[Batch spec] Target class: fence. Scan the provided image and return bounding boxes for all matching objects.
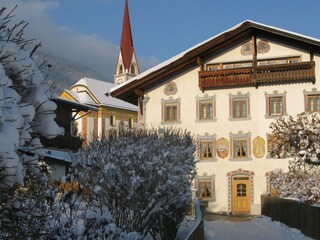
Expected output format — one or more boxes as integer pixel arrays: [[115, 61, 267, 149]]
[[261, 194, 320, 240], [176, 198, 204, 240]]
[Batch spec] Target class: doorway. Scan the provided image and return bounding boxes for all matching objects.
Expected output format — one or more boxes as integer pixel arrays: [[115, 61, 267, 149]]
[[232, 175, 251, 213]]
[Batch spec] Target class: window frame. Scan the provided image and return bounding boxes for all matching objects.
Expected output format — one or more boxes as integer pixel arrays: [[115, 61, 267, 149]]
[[230, 131, 252, 161], [304, 89, 320, 112], [265, 91, 287, 118], [229, 92, 251, 121], [196, 95, 216, 122], [195, 174, 216, 201], [197, 134, 217, 161], [161, 97, 181, 125]]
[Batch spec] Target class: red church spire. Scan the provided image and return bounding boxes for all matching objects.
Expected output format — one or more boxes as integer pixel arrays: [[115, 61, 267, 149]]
[[120, 0, 134, 71]]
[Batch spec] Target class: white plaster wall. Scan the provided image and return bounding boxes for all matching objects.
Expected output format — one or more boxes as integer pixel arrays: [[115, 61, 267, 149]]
[[49, 162, 67, 181], [87, 117, 94, 142], [144, 39, 320, 214]]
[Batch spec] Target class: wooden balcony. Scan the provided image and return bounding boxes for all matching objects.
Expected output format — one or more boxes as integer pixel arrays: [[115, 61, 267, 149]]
[[199, 61, 315, 91]]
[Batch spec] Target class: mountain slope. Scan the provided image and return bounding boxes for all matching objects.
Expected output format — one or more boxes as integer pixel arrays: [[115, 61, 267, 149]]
[[33, 53, 111, 96]]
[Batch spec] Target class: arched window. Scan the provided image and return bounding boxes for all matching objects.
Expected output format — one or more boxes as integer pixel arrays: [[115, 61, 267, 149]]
[[119, 65, 123, 74], [130, 64, 135, 74]]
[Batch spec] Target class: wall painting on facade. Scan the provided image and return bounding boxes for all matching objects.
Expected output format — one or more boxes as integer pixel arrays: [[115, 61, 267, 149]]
[[216, 137, 229, 159], [252, 136, 265, 158]]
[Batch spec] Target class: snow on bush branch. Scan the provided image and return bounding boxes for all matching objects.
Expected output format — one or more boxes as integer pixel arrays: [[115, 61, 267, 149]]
[[0, 6, 63, 187], [71, 128, 197, 239], [270, 112, 320, 165]]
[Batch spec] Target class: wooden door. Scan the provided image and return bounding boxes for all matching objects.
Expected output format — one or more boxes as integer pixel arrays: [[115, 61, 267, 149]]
[[232, 176, 250, 213]]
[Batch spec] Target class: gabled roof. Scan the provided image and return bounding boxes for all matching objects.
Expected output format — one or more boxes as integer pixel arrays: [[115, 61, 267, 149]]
[[110, 20, 320, 104], [53, 97, 99, 112], [120, 0, 134, 71], [70, 77, 138, 111]]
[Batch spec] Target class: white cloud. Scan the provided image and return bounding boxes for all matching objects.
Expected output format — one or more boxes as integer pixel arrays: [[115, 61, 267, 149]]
[[1, 0, 118, 80], [1, 0, 159, 81]]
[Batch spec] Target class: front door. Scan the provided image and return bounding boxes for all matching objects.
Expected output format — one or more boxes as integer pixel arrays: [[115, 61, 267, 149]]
[[232, 175, 250, 213]]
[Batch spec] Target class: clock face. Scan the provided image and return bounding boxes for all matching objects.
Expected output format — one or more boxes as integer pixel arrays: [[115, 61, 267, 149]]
[[117, 79, 124, 84]]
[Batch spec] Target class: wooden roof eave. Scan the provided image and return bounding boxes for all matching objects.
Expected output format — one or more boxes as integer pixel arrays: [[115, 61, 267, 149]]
[[111, 21, 320, 103]]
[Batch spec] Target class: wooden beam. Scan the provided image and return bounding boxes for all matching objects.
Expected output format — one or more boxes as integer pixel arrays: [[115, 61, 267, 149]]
[[252, 35, 257, 67], [134, 89, 144, 96], [196, 57, 203, 71]]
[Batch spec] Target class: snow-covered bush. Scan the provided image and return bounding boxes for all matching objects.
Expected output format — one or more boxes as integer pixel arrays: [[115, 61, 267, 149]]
[[269, 112, 320, 204], [0, 6, 63, 188], [270, 112, 320, 165], [71, 128, 196, 239], [0, 6, 64, 238], [270, 167, 320, 204]]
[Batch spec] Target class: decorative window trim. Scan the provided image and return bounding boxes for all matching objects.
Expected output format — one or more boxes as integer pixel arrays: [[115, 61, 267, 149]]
[[303, 88, 320, 112], [265, 91, 287, 118], [197, 133, 217, 161], [161, 97, 181, 125], [195, 173, 216, 202], [195, 94, 217, 122], [229, 92, 251, 121], [229, 131, 252, 161], [227, 169, 255, 212]]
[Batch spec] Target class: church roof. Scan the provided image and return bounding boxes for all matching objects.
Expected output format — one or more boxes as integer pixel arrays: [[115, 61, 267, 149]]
[[111, 20, 320, 104], [70, 77, 138, 111], [120, 0, 134, 71]]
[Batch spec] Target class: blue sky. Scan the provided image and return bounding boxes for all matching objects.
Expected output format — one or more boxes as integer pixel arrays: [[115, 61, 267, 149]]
[[2, 0, 320, 81]]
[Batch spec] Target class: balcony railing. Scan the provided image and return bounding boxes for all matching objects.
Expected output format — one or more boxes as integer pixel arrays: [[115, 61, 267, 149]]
[[199, 61, 315, 91]]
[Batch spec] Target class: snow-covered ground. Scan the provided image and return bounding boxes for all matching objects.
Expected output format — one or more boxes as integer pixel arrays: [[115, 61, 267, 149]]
[[204, 216, 312, 240]]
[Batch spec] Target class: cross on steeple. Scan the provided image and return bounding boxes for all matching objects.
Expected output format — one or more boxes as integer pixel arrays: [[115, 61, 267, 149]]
[[114, 0, 139, 85]]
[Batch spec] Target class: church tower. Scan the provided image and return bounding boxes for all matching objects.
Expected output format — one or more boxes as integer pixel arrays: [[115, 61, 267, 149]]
[[114, 0, 139, 85]]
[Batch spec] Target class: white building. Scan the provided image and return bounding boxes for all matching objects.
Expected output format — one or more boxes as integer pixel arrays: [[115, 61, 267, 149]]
[[111, 20, 320, 214]]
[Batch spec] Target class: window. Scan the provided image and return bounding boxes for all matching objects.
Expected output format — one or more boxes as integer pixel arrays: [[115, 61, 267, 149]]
[[196, 95, 216, 122], [200, 102, 213, 120], [195, 174, 216, 201], [258, 57, 300, 66], [265, 91, 287, 118], [307, 95, 320, 112], [161, 97, 181, 124], [119, 65, 123, 74], [233, 99, 247, 118], [110, 115, 116, 126], [201, 141, 213, 159], [197, 134, 216, 161], [199, 181, 212, 199], [229, 92, 250, 120], [230, 131, 252, 160], [206, 64, 220, 71], [130, 64, 135, 74], [234, 140, 247, 158], [269, 97, 283, 115], [165, 105, 177, 122], [128, 118, 134, 129]]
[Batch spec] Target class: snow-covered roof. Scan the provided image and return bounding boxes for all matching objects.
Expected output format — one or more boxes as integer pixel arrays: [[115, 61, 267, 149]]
[[53, 97, 99, 111], [38, 148, 72, 163], [110, 20, 320, 101], [71, 77, 138, 111]]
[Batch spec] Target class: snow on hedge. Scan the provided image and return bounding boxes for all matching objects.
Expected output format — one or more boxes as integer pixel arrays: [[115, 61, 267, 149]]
[[270, 112, 320, 204], [0, 7, 63, 187], [71, 128, 197, 239]]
